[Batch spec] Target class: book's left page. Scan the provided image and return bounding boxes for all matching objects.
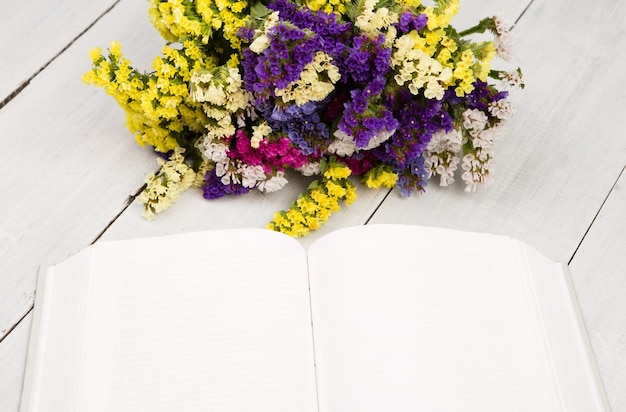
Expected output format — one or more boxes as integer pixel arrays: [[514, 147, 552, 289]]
[[21, 229, 318, 412]]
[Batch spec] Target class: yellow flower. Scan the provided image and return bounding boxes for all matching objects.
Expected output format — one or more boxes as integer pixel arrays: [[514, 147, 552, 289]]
[[323, 162, 352, 180], [363, 166, 399, 189]]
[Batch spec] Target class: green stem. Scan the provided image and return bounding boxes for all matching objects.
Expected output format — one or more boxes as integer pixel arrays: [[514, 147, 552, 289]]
[[458, 17, 492, 37]]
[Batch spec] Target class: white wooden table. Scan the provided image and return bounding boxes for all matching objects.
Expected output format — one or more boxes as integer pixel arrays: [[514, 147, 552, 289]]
[[1, 0, 625, 410]]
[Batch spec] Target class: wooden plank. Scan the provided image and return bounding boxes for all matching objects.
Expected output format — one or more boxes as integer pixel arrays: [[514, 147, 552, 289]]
[[0, 0, 118, 104], [0, 312, 32, 412], [0, 0, 164, 339], [569, 169, 626, 411], [368, 0, 626, 263]]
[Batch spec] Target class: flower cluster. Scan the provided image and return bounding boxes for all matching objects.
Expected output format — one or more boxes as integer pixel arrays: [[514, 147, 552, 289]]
[[84, 0, 523, 237]]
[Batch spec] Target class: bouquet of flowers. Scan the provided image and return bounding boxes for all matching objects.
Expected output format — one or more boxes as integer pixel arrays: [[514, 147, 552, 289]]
[[84, 0, 523, 237]]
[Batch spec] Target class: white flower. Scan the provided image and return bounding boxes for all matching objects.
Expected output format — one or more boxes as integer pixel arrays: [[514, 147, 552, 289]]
[[203, 141, 229, 163], [215, 159, 238, 185], [494, 31, 514, 62], [240, 164, 266, 188], [424, 129, 463, 186], [296, 162, 321, 176], [489, 99, 514, 120], [462, 109, 489, 136], [249, 11, 280, 54], [328, 129, 357, 156], [258, 171, 288, 193], [426, 129, 463, 153], [499, 69, 525, 89], [461, 150, 494, 192], [493, 15, 512, 36], [250, 34, 270, 53]]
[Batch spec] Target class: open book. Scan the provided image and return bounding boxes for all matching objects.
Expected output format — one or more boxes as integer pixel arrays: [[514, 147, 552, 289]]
[[20, 224, 610, 412]]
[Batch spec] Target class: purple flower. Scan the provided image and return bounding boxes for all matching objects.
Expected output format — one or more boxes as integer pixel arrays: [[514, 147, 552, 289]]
[[397, 12, 428, 34], [202, 170, 250, 199]]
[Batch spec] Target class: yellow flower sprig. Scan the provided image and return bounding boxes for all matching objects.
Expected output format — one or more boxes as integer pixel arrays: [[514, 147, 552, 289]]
[[362, 164, 398, 189], [267, 159, 356, 237], [83, 41, 213, 153], [137, 148, 199, 219], [149, 0, 251, 51]]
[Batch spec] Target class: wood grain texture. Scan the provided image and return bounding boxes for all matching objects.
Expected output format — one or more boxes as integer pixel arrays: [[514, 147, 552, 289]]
[[0, 0, 164, 339], [0, 313, 31, 412], [570, 169, 626, 411], [0, 0, 118, 104]]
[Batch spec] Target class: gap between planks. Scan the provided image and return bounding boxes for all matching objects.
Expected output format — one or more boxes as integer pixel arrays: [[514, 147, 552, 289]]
[[0, 0, 123, 111]]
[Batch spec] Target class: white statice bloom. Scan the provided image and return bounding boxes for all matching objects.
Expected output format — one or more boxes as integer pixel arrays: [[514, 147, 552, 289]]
[[489, 99, 514, 120], [424, 129, 463, 186], [461, 151, 494, 192], [424, 71, 452, 100], [327, 129, 357, 156], [258, 171, 288, 193], [296, 162, 321, 176], [250, 12, 280, 54], [250, 34, 270, 53], [462, 108, 489, 136], [215, 158, 239, 185], [494, 31, 514, 62], [239, 164, 267, 188], [493, 15, 512, 36], [203, 140, 229, 163], [461, 153, 480, 192], [251, 121, 272, 148], [328, 127, 395, 157], [473, 125, 505, 150], [425, 152, 460, 186], [499, 69, 525, 89], [426, 129, 463, 153]]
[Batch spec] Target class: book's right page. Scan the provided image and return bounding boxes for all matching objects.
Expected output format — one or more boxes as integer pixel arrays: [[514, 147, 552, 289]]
[[307, 224, 607, 412]]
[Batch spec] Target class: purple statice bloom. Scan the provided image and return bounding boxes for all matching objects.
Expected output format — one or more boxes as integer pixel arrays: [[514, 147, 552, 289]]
[[202, 170, 250, 199], [397, 12, 428, 34], [374, 91, 454, 168], [337, 74, 398, 149], [395, 156, 428, 196], [238, 27, 255, 42], [282, 108, 330, 156], [267, 0, 350, 57], [340, 34, 391, 84], [464, 80, 509, 118], [241, 1, 350, 106]]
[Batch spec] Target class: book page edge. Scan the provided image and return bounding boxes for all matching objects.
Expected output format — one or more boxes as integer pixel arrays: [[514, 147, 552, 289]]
[[559, 264, 612, 412], [19, 265, 53, 412]]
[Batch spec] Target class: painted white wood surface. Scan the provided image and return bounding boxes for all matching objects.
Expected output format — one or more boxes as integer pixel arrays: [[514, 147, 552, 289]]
[[0, 0, 118, 104], [570, 169, 626, 409], [1, 0, 625, 411], [0, 0, 163, 338]]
